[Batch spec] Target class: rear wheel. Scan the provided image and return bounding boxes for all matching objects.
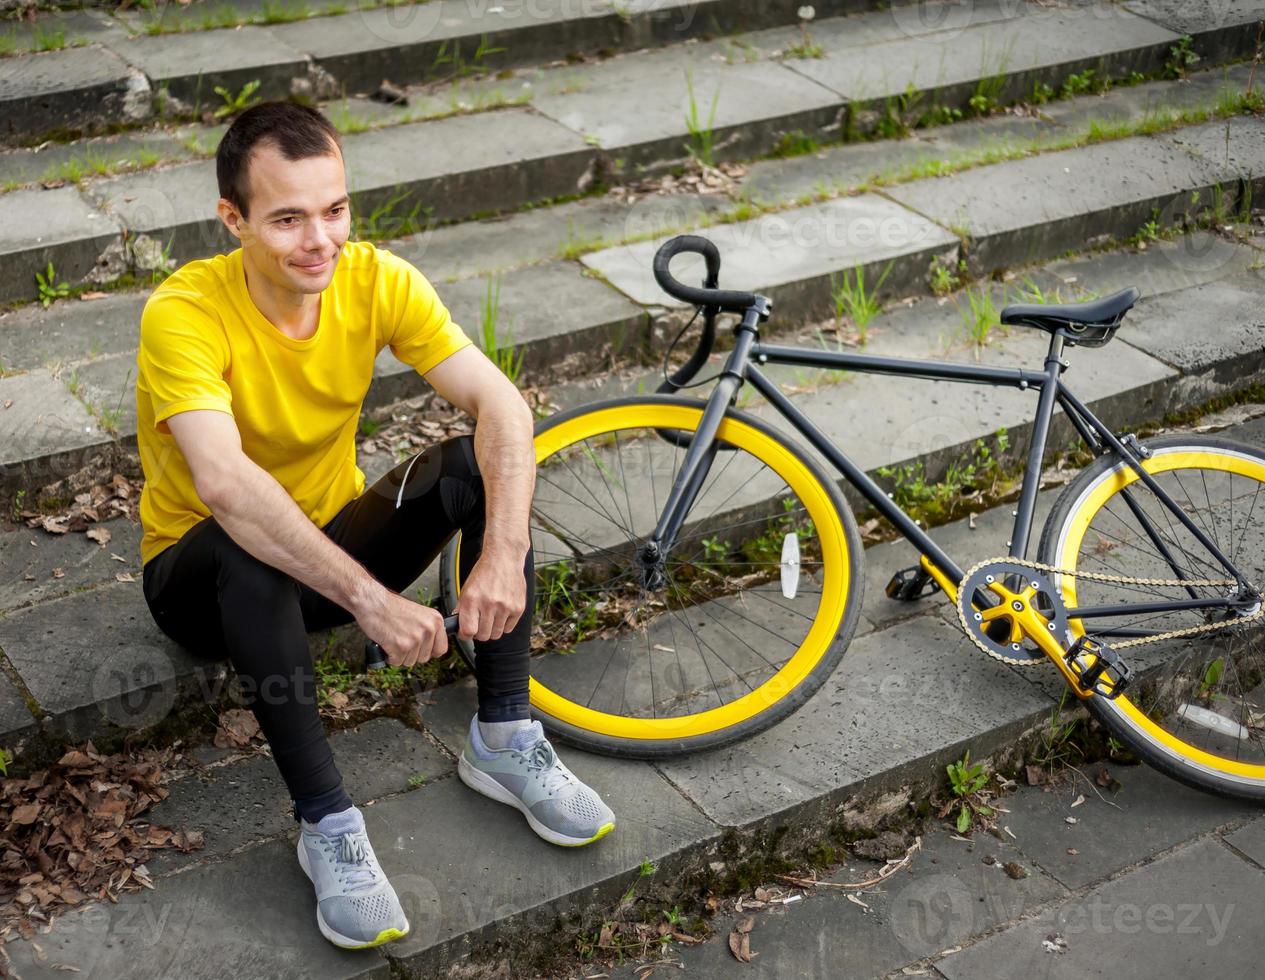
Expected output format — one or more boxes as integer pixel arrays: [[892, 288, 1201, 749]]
[[1038, 435, 1265, 800], [440, 395, 864, 757]]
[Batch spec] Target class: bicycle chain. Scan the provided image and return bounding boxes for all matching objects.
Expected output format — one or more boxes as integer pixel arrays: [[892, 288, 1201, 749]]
[[954, 556, 1265, 667]]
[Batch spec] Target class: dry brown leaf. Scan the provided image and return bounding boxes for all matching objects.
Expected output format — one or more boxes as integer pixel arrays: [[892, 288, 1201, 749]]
[[3, 399, 12, 409], [78, 292, 108, 301], [115, 572, 136, 583], [11, 803, 41, 825], [85, 527, 111, 547], [213, 708, 261, 748], [51, 567, 65, 579]]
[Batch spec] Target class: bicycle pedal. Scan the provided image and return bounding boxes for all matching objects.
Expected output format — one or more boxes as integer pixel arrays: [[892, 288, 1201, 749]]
[[1064, 636, 1132, 699], [885, 566, 941, 602]]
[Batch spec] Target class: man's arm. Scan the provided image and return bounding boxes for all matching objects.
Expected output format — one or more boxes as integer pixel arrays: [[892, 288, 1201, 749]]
[[166, 410, 447, 666], [422, 346, 535, 642]]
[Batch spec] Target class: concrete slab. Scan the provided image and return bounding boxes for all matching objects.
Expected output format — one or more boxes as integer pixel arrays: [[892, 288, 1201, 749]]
[[0, 834, 391, 980], [0, 45, 144, 148], [0, 668, 37, 742], [1163, 113, 1265, 199], [370, 259, 646, 402], [1118, 272, 1265, 373], [0, 369, 105, 494], [1123, 0, 1265, 62], [82, 159, 234, 262], [994, 759, 1255, 890], [102, 24, 310, 105], [786, 4, 1179, 119], [651, 615, 1052, 828], [0, 8, 130, 57], [1042, 61, 1256, 134], [885, 131, 1235, 274], [0, 581, 205, 739], [741, 138, 954, 206], [0, 130, 197, 192], [582, 192, 957, 319], [0, 289, 147, 373], [115, 0, 356, 35], [1223, 815, 1265, 866], [72, 352, 140, 437], [357, 739, 717, 971], [389, 191, 732, 283], [936, 837, 1265, 979], [530, 49, 842, 172], [342, 108, 595, 225], [144, 716, 453, 875], [0, 185, 119, 304], [0, 518, 144, 614], [610, 829, 1067, 979], [277, 0, 624, 96], [1043, 230, 1264, 302]]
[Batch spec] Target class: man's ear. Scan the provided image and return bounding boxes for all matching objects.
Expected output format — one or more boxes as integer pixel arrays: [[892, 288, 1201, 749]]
[[216, 198, 246, 243]]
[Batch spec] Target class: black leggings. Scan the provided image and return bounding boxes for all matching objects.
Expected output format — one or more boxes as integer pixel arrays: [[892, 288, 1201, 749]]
[[142, 436, 533, 823]]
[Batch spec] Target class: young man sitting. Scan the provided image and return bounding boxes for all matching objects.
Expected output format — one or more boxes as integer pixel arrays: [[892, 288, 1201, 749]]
[[135, 101, 615, 951]]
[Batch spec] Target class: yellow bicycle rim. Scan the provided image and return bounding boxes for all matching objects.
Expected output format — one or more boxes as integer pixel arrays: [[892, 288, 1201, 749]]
[[458, 402, 852, 741], [1054, 448, 1265, 782]]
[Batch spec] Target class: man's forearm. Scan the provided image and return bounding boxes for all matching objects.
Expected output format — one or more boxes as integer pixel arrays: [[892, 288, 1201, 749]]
[[206, 456, 384, 616], [471, 388, 536, 560]]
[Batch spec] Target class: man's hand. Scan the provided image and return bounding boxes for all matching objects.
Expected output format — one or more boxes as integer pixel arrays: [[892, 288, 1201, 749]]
[[356, 589, 450, 667], [455, 553, 527, 642]]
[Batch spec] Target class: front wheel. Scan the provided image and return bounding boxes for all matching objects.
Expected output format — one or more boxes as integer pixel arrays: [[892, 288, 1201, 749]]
[[1039, 434, 1265, 801], [440, 395, 865, 757]]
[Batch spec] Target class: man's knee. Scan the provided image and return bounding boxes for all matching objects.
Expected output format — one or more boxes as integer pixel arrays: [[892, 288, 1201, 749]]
[[392, 435, 484, 522]]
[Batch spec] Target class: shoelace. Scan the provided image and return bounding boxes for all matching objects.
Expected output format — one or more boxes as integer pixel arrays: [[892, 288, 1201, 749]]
[[323, 832, 379, 891], [519, 739, 576, 796]]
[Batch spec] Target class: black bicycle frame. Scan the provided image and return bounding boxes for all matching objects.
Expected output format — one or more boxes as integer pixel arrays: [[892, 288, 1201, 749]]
[[646, 306, 1253, 632]]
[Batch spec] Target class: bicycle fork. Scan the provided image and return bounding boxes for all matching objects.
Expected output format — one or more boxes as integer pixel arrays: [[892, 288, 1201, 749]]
[[638, 300, 770, 589]]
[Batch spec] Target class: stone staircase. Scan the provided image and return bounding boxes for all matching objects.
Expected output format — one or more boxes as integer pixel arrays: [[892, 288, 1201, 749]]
[[3, 2, 1265, 973]]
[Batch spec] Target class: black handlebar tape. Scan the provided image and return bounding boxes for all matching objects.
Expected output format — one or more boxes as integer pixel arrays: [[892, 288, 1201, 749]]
[[364, 614, 460, 670], [652, 235, 757, 311]]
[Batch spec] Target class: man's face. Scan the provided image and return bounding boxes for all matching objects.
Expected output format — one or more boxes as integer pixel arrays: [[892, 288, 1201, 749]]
[[221, 139, 351, 295]]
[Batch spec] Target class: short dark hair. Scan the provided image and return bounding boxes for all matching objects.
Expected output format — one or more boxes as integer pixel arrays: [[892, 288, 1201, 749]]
[[216, 101, 343, 219]]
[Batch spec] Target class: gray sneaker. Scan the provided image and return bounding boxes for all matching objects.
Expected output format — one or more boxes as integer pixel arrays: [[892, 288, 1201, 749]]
[[296, 808, 410, 949], [458, 717, 616, 847]]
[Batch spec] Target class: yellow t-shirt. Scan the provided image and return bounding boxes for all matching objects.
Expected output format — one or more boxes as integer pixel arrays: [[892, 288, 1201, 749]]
[[135, 239, 472, 565]]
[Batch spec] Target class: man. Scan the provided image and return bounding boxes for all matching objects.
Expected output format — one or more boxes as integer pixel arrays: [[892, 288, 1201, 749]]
[[135, 101, 615, 951]]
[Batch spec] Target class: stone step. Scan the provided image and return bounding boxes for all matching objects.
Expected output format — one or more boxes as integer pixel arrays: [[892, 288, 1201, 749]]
[[0, 1, 1256, 306], [2, 230, 1263, 760], [4, 408, 1265, 976], [0, 0, 882, 148], [4, 106, 1263, 499]]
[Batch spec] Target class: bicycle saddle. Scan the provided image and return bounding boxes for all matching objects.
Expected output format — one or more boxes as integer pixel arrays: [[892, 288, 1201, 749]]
[[1000, 286, 1139, 347]]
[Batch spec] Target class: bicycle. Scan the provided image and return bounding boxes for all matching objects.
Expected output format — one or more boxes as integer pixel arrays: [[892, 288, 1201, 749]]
[[436, 234, 1265, 802]]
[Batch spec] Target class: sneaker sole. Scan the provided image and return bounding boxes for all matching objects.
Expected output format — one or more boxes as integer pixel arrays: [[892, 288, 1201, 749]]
[[296, 834, 411, 950], [458, 753, 616, 847]]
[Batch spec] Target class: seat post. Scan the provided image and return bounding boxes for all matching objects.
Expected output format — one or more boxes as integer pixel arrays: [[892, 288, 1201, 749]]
[[1009, 332, 1066, 559], [1046, 329, 1066, 362]]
